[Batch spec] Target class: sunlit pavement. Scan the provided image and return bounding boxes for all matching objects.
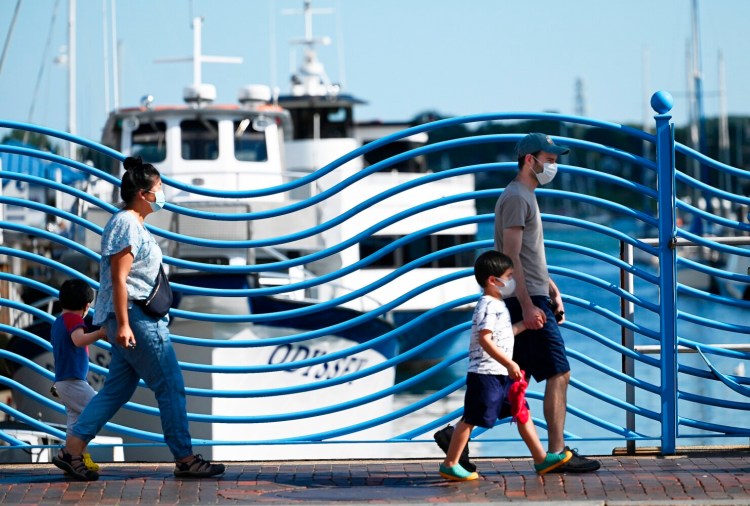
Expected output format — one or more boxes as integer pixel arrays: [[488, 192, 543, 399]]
[[1, 450, 749, 505]]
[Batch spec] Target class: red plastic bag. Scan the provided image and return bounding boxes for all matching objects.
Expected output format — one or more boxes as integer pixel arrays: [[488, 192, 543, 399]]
[[508, 371, 530, 424]]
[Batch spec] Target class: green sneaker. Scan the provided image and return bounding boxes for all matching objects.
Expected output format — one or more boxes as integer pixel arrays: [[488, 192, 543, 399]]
[[439, 463, 478, 481], [534, 450, 572, 475]]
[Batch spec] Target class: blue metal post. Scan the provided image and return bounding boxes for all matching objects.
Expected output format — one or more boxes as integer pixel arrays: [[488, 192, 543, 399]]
[[651, 91, 678, 455]]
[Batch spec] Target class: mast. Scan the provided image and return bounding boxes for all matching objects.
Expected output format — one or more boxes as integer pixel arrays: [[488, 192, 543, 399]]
[[0, 0, 22, 77], [154, 16, 242, 105], [283, 0, 334, 97], [718, 50, 731, 221], [68, 0, 77, 160], [718, 50, 729, 165], [110, 0, 119, 109], [691, 0, 711, 217], [102, 0, 110, 115]]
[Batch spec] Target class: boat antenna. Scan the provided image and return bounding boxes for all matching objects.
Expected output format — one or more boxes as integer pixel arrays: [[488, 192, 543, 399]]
[[154, 16, 243, 105], [282, 0, 336, 97]]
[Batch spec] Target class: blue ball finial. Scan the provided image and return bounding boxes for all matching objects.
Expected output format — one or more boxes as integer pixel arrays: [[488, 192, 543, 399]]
[[650, 91, 674, 114]]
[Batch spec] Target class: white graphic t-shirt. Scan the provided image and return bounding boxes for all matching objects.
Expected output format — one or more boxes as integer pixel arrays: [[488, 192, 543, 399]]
[[468, 295, 514, 375]]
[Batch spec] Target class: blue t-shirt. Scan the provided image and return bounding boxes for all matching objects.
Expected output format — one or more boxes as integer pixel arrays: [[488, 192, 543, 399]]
[[52, 313, 89, 381], [93, 210, 162, 325]]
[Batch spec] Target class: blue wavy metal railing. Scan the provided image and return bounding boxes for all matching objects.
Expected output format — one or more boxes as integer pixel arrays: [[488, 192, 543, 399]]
[[0, 90, 748, 460]]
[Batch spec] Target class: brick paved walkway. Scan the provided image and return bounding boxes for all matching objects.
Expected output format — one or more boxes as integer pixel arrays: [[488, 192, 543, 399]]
[[1, 451, 749, 504]]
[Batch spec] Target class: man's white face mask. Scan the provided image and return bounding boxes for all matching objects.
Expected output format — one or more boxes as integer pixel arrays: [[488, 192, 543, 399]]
[[531, 156, 558, 185]]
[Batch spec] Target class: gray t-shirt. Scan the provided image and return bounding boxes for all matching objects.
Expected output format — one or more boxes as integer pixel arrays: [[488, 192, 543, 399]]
[[494, 180, 549, 297]]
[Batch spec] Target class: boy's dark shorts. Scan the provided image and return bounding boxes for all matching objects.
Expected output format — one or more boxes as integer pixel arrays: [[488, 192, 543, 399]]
[[504, 295, 571, 382], [462, 372, 520, 429]]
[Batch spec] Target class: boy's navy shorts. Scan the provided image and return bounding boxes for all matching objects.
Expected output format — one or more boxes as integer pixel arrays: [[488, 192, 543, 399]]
[[462, 372, 518, 429], [504, 295, 571, 382]]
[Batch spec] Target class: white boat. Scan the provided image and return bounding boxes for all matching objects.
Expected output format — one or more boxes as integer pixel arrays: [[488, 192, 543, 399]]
[[277, 1, 478, 380], [6, 3, 478, 460], [7, 14, 396, 462]]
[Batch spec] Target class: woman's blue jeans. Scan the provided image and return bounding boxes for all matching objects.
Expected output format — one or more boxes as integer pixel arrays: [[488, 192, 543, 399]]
[[71, 303, 193, 460]]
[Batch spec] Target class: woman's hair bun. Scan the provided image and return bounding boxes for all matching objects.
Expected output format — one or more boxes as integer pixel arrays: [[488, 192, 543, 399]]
[[123, 156, 143, 172]]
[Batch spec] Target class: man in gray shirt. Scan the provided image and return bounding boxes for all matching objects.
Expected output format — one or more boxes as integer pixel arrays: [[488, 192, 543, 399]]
[[494, 132, 600, 473]]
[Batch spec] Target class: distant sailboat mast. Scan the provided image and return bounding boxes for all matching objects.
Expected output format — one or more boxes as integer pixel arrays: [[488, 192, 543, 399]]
[[68, 0, 77, 161], [688, 0, 712, 234]]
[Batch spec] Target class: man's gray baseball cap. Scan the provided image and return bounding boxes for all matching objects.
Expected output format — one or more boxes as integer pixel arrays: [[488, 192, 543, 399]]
[[515, 132, 570, 157]]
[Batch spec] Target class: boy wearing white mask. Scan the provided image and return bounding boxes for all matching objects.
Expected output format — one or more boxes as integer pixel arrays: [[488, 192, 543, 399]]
[[494, 132, 600, 473], [439, 250, 572, 481]]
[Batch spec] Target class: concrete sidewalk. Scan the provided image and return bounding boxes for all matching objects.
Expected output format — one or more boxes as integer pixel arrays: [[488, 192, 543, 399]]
[[1, 450, 749, 505]]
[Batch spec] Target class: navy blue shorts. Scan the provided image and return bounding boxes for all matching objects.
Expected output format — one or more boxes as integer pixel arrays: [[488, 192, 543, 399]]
[[504, 295, 571, 382], [462, 372, 516, 429]]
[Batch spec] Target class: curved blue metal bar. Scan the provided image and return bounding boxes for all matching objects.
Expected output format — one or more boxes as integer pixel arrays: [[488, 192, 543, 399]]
[[676, 199, 750, 234], [173, 297, 475, 374], [679, 391, 750, 410], [562, 319, 661, 366], [567, 378, 659, 431], [167, 220, 486, 295], [676, 254, 750, 284], [1, 114, 656, 199], [678, 417, 750, 436], [546, 239, 659, 285], [0, 146, 120, 185], [180, 324, 469, 398], [677, 285, 750, 309], [0, 245, 100, 284], [676, 226, 750, 257], [565, 349, 660, 395], [676, 358, 750, 385], [550, 268, 661, 316], [0, 224, 100, 269], [281, 377, 468, 442], [0, 195, 106, 236], [168, 270, 475, 353], [560, 297, 660, 342], [164, 196, 488, 274], [678, 311, 750, 335], [542, 214, 659, 258], [675, 141, 750, 179], [694, 346, 750, 396]]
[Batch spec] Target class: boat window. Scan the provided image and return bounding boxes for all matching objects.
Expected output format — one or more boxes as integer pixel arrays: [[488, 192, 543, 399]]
[[180, 119, 219, 160], [359, 236, 396, 268], [130, 121, 167, 163], [288, 107, 352, 140], [363, 141, 427, 173], [359, 235, 474, 269], [233, 120, 268, 161]]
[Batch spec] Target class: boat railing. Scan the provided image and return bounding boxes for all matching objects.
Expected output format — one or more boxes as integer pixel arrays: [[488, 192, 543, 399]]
[[1, 90, 749, 461]]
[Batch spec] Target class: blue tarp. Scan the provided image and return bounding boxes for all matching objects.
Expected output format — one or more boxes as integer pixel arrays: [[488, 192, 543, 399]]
[[0, 139, 89, 187]]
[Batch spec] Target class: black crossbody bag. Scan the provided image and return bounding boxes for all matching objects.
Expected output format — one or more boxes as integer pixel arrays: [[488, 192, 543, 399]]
[[135, 264, 173, 319]]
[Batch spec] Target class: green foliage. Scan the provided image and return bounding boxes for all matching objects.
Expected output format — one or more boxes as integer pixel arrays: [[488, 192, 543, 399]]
[[1, 129, 58, 153]]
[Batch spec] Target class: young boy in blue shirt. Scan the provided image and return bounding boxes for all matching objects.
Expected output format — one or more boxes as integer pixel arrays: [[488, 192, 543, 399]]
[[438, 250, 572, 481], [51, 278, 107, 472]]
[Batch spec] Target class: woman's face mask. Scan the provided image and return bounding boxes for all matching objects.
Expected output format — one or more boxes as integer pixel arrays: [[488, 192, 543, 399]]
[[146, 189, 166, 212], [531, 156, 558, 185]]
